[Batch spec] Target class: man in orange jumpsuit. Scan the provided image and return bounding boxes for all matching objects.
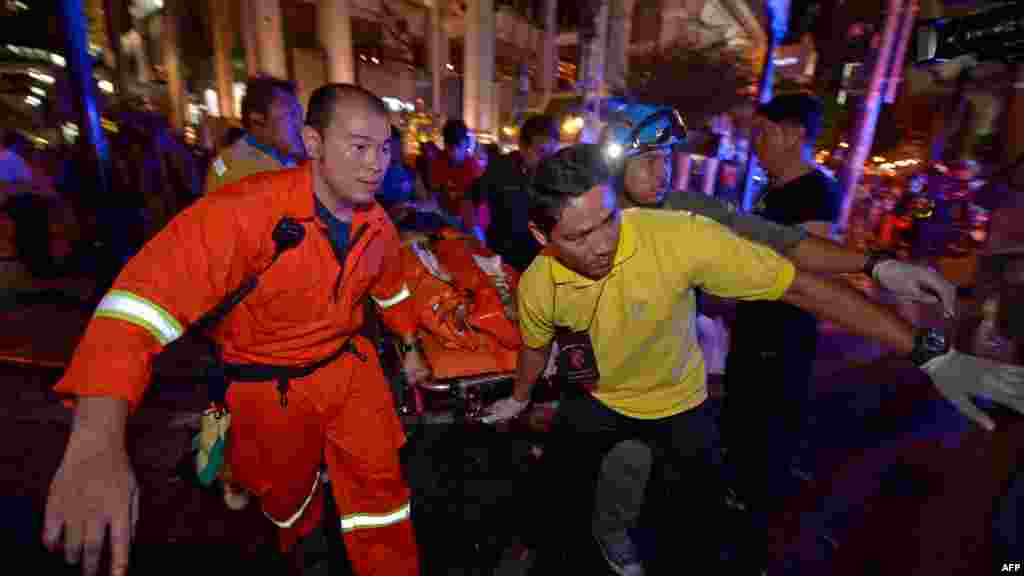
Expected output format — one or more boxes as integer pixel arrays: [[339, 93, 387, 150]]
[[42, 84, 430, 576]]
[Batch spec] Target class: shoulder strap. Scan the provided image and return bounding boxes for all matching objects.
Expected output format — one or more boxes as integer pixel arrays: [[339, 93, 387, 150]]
[[192, 217, 307, 335]]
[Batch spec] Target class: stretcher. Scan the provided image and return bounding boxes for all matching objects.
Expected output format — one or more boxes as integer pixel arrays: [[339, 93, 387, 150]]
[[394, 225, 523, 421]]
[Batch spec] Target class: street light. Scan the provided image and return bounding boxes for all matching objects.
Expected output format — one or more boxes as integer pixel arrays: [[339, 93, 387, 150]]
[[562, 116, 583, 135]]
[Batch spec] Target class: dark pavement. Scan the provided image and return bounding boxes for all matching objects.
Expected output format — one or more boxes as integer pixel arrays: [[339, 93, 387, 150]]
[[1, 279, 1022, 574]]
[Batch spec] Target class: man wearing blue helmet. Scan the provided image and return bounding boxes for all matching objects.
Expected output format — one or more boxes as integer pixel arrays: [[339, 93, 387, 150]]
[[482, 143, 1024, 576], [576, 99, 962, 575], [597, 98, 969, 308]]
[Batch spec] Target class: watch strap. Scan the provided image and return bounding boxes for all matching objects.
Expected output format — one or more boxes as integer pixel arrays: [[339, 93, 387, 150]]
[[863, 250, 899, 281], [910, 328, 949, 367], [398, 340, 422, 355]]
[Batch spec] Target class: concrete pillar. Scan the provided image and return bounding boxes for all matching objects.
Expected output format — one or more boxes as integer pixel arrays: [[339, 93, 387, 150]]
[[430, 0, 447, 117], [249, 0, 288, 79], [60, 0, 110, 197], [319, 0, 355, 84], [1006, 64, 1024, 166], [579, 0, 609, 143], [240, 0, 259, 76], [701, 157, 719, 196], [512, 62, 530, 123], [740, 28, 779, 212], [884, 0, 917, 104], [210, 0, 235, 117], [606, 0, 632, 94], [102, 0, 130, 94], [675, 152, 693, 191], [86, 0, 111, 67], [493, 78, 502, 138], [837, 0, 906, 232], [539, 0, 558, 109], [463, 0, 497, 140], [161, 0, 185, 131]]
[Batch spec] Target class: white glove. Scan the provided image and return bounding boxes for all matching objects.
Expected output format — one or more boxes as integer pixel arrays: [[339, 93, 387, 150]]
[[920, 348, 1024, 431], [696, 314, 730, 376], [479, 396, 529, 424], [873, 260, 957, 318]]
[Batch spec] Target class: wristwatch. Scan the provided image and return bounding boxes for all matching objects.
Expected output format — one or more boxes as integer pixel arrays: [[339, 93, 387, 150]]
[[910, 328, 949, 367], [398, 339, 423, 356], [862, 250, 896, 280]]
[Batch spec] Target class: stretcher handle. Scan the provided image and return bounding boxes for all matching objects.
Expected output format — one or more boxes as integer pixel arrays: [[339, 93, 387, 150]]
[[418, 372, 516, 393]]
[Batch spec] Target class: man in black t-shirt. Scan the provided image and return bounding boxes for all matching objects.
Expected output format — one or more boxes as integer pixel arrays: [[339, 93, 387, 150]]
[[723, 94, 840, 570], [475, 115, 558, 272]]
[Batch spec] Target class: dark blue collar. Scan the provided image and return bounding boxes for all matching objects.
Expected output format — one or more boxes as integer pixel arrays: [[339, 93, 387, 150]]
[[244, 133, 294, 167], [314, 195, 350, 265]]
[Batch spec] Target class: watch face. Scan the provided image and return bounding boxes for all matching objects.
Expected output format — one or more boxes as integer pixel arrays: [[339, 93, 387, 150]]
[[924, 330, 947, 353]]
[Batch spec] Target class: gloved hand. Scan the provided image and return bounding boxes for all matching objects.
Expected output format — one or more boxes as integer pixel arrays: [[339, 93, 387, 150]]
[[479, 396, 529, 424], [873, 260, 957, 318], [696, 314, 730, 376], [920, 348, 1024, 431]]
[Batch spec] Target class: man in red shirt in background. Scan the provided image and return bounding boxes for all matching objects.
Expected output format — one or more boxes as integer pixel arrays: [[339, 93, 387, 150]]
[[429, 119, 485, 242]]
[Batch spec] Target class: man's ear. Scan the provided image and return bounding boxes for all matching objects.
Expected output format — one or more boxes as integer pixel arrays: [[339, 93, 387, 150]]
[[528, 221, 549, 247], [302, 126, 322, 160]]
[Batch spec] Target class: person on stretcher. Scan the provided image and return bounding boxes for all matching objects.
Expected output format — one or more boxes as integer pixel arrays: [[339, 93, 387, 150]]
[[391, 209, 521, 382]]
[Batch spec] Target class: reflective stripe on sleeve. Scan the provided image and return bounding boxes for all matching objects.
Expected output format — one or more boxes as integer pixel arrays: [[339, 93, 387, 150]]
[[372, 285, 410, 309], [340, 501, 411, 533], [94, 290, 185, 345]]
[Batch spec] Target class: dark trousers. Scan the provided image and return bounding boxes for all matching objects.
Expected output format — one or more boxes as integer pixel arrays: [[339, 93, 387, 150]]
[[722, 337, 817, 568], [529, 392, 722, 574]]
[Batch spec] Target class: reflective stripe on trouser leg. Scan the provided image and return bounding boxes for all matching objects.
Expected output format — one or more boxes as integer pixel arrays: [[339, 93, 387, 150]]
[[340, 501, 412, 533], [326, 353, 419, 575], [264, 470, 322, 528]]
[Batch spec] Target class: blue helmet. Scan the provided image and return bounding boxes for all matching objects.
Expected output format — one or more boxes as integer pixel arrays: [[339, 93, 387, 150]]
[[599, 100, 687, 166]]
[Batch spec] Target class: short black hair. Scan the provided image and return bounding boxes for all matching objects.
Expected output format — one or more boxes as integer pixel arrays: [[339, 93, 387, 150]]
[[529, 144, 611, 236], [305, 83, 390, 133], [241, 76, 296, 130], [442, 119, 469, 148], [757, 93, 824, 143], [520, 114, 556, 148]]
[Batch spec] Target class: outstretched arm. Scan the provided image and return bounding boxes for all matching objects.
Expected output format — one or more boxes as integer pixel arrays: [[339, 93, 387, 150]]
[[671, 192, 956, 316], [781, 269, 1024, 431], [782, 268, 914, 354]]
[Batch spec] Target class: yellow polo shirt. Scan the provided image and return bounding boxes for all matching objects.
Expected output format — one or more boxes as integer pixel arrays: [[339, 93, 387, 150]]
[[518, 208, 795, 419]]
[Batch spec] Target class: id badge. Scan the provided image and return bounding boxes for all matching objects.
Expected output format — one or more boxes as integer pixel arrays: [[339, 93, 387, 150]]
[[556, 330, 601, 393]]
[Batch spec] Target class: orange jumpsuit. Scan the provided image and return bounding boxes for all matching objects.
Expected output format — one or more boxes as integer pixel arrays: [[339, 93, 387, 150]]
[[54, 164, 419, 575]]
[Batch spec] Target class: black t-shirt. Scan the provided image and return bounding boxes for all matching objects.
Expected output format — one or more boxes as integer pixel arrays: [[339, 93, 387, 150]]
[[478, 152, 542, 272], [733, 169, 840, 363], [753, 169, 841, 227]]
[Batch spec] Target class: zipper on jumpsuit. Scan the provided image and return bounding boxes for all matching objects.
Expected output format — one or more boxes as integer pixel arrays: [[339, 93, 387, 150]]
[[276, 223, 373, 406]]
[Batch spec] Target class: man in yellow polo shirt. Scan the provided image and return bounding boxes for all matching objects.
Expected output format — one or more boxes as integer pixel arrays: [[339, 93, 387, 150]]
[[205, 76, 305, 194], [483, 144, 1024, 573]]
